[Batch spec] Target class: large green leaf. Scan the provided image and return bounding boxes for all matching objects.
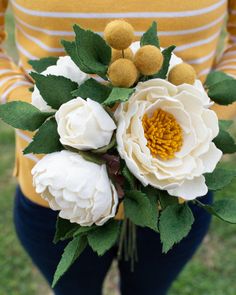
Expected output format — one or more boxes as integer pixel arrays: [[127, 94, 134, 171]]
[[53, 217, 80, 244], [29, 57, 58, 73], [74, 25, 111, 76], [0, 101, 53, 131], [153, 45, 176, 79], [159, 203, 194, 253], [61, 40, 91, 73], [87, 220, 120, 256], [30, 72, 78, 109], [124, 190, 159, 232], [195, 199, 236, 224], [71, 78, 112, 103], [23, 118, 63, 154], [219, 119, 234, 131], [140, 21, 160, 48], [52, 236, 87, 287], [205, 71, 234, 89], [158, 190, 178, 209], [213, 129, 236, 154], [102, 87, 134, 106], [208, 79, 236, 105], [122, 165, 136, 190], [205, 167, 236, 191]]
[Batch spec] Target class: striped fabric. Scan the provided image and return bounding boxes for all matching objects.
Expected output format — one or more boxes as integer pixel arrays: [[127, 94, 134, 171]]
[[0, 0, 236, 208]]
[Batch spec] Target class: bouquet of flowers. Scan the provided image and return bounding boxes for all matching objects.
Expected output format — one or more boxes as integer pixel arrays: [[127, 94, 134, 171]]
[[1, 20, 236, 287]]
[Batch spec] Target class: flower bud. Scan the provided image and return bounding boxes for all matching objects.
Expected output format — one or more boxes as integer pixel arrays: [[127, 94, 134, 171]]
[[108, 58, 139, 88], [134, 45, 163, 75], [104, 20, 135, 50], [168, 62, 196, 85]]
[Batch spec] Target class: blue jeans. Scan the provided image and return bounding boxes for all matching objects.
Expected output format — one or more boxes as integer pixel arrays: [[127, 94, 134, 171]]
[[13, 186, 213, 295]]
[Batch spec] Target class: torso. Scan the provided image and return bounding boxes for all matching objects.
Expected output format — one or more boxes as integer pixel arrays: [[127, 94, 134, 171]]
[[11, 0, 228, 80]]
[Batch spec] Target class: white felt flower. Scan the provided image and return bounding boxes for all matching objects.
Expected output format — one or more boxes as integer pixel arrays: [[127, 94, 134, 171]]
[[55, 97, 116, 150], [115, 78, 222, 200], [32, 150, 118, 226], [31, 56, 89, 112]]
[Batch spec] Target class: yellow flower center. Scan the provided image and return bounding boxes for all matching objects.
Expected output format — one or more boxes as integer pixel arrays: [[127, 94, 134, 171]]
[[142, 109, 183, 160]]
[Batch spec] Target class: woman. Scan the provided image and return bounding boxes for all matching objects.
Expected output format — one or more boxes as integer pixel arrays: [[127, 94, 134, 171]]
[[0, 1, 236, 294]]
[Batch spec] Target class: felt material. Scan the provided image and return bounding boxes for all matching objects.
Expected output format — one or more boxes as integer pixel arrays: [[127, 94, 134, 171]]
[[168, 63, 196, 86], [111, 48, 134, 63], [134, 45, 163, 75], [104, 20, 135, 50], [108, 58, 138, 87]]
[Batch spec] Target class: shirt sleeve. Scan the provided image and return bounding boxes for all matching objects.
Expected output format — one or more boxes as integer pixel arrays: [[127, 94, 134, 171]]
[[211, 0, 236, 119], [0, 0, 33, 105]]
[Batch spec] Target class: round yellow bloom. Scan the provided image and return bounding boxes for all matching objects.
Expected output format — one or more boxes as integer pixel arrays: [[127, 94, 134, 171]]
[[108, 58, 138, 88], [104, 20, 135, 50], [111, 48, 134, 63], [168, 63, 196, 85], [134, 45, 163, 75]]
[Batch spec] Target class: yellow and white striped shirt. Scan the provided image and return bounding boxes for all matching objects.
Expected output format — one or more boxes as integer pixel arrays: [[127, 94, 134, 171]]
[[0, 0, 236, 208]]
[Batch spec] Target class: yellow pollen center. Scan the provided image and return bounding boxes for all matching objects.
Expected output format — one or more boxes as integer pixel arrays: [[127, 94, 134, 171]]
[[142, 109, 183, 160]]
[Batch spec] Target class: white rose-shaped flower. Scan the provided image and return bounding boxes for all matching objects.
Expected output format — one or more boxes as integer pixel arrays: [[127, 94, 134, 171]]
[[31, 56, 89, 112], [55, 97, 116, 150], [32, 150, 118, 226], [115, 78, 222, 200]]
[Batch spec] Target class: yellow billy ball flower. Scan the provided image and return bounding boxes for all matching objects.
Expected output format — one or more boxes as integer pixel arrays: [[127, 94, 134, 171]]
[[168, 63, 196, 85], [108, 58, 139, 88], [111, 48, 134, 63], [134, 45, 163, 76], [104, 20, 135, 50]]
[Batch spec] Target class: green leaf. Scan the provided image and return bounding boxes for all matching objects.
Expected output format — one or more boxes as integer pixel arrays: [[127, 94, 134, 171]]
[[53, 217, 80, 244], [29, 57, 58, 73], [30, 72, 78, 109], [73, 225, 97, 237], [52, 236, 87, 288], [61, 40, 91, 73], [87, 220, 120, 256], [0, 101, 53, 131], [219, 119, 234, 131], [103, 87, 134, 106], [153, 45, 176, 79], [195, 199, 236, 224], [71, 78, 112, 103], [213, 129, 236, 154], [140, 21, 160, 48], [208, 79, 236, 105], [122, 166, 136, 190], [158, 190, 178, 209], [159, 203, 194, 253], [23, 118, 63, 154], [91, 134, 116, 154], [124, 190, 158, 231], [74, 25, 111, 76], [205, 71, 234, 89], [205, 167, 236, 191], [77, 150, 105, 165]]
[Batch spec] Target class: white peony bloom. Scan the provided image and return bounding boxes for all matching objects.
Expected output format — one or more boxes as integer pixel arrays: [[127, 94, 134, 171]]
[[55, 97, 116, 150], [115, 78, 222, 200], [32, 150, 118, 226], [31, 56, 89, 112]]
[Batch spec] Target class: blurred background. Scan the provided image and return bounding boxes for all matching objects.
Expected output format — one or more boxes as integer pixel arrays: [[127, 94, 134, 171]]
[[0, 8, 236, 295]]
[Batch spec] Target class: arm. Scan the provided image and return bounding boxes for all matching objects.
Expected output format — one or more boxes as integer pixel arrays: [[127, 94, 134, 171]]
[[211, 0, 236, 119], [0, 0, 32, 105]]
